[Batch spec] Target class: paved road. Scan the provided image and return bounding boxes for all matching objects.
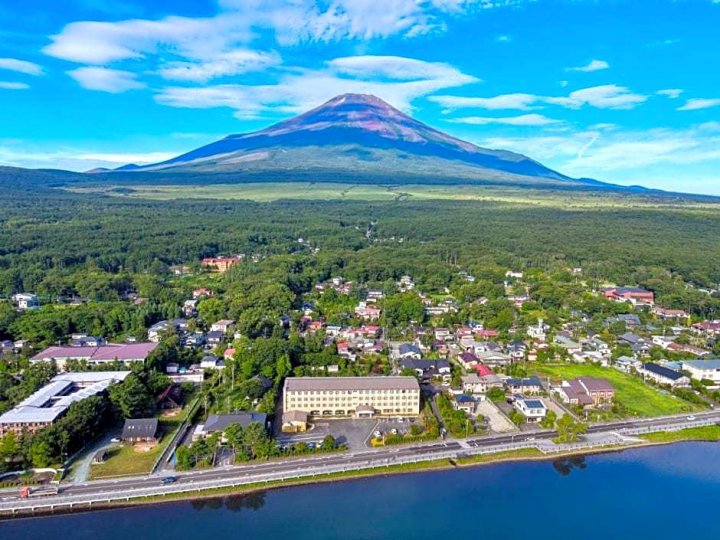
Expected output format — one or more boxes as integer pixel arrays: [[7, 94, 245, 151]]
[[1, 410, 718, 513]]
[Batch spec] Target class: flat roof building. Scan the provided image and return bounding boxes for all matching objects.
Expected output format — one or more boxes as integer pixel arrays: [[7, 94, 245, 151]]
[[0, 371, 131, 437], [30, 342, 157, 371], [283, 376, 421, 418]]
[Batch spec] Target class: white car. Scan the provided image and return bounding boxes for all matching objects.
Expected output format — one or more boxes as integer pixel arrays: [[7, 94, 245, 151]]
[[686, 415, 696, 421]]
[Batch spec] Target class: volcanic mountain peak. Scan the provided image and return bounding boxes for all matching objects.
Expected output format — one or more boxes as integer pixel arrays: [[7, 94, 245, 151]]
[[121, 93, 589, 185]]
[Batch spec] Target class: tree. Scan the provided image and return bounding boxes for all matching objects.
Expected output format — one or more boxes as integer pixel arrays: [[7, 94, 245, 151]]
[[109, 374, 155, 418], [320, 435, 336, 452], [554, 414, 588, 443], [540, 409, 557, 429]]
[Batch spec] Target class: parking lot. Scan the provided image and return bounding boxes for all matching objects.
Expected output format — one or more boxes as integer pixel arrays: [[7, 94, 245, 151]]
[[276, 418, 379, 450]]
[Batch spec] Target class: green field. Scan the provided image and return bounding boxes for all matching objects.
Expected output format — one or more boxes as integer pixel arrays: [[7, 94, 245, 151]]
[[536, 364, 702, 417], [63, 182, 720, 210], [642, 425, 720, 443]]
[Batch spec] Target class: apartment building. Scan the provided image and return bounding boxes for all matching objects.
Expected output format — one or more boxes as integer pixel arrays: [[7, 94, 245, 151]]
[[283, 376, 421, 418]]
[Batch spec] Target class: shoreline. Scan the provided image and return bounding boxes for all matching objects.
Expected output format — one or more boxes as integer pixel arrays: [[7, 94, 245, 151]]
[[4, 429, 719, 521]]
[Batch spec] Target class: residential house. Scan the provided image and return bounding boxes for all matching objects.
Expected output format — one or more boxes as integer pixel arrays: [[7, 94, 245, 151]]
[[206, 331, 225, 346], [400, 359, 451, 382], [513, 396, 547, 422], [527, 319, 548, 342], [618, 333, 650, 355], [462, 373, 504, 395], [201, 355, 225, 370], [554, 334, 582, 355], [453, 394, 476, 413], [605, 314, 642, 329], [210, 319, 235, 333], [458, 352, 480, 370], [555, 377, 615, 407], [681, 360, 720, 384], [476, 351, 512, 368], [11, 293, 39, 310], [505, 377, 542, 395], [121, 418, 159, 443], [615, 355, 642, 373], [638, 362, 690, 387], [652, 306, 690, 320], [398, 343, 422, 360], [194, 412, 267, 440], [692, 320, 720, 337]]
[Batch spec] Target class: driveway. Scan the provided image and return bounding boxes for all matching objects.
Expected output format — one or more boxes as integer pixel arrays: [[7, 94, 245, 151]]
[[476, 400, 517, 433], [66, 429, 121, 483]]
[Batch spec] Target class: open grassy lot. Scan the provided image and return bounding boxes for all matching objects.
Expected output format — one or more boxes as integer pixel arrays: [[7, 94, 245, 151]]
[[63, 183, 720, 211], [536, 364, 703, 417], [642, 425, 720, 443], [89, 392, 199, 479]]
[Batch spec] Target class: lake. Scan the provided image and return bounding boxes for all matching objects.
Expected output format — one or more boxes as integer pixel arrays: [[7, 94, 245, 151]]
[[2, 442, 719, 540]]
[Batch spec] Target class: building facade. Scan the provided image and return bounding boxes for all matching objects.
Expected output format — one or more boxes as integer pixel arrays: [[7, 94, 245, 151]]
[[283, 376, 421, 418]]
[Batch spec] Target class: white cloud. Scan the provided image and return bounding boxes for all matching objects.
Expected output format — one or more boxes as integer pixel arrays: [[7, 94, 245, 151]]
[[0, 58, 43, 76], [158, 50, 281, 82], [450, 113, 560, 126], [566, 59, 610, 73], [0, 81, 30, 90], [434, 85, 647, 112], [545, 85, 647, 110], [657, 88, 683, 99], [156, 55, 478, 117], [44, 1, 512, 67], [431, 93, 538, 110], [472, 124, 720, 193], [0, 144, 177, 171], [678, 98, 720, 111], [68, 67, 145, 93]]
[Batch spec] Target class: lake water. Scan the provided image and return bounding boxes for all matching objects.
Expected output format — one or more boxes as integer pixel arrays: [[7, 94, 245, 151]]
[[2, 442, 719, 540]]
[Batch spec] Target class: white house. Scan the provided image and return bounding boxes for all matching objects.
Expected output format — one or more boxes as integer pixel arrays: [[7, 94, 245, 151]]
[[12, 293, 39, 310], [681, 360, 720, 384], [513, 397, 547, 423]]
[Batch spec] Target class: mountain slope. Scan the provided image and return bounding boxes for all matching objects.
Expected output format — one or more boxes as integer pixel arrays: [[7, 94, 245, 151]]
[[121, 94, 594, 187]]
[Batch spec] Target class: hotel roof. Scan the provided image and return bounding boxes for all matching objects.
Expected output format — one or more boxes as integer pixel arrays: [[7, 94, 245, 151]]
[[285, 376, 419, 392]]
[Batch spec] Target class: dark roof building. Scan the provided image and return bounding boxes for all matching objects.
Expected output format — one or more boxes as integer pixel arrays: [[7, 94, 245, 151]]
[[203, 412, 267, 434], [121, 418, 159, 442]]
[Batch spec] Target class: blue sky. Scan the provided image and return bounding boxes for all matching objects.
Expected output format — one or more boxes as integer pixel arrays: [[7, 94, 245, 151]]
[[1, 0, 720, 194]]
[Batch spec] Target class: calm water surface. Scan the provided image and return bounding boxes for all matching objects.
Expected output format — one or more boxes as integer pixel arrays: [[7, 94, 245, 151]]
[[2, 442, 719, 540]]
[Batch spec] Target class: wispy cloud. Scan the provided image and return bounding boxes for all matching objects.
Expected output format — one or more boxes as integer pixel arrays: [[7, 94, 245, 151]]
[[0, 143, 177, 171], [449, 113, 560, 126], [657, 88, 683, 99], [431, 93, 538, 110], [158, 50, 281, 83], [473, 123, 720, 193], [434, 84, 647, 112], [545, 84, 647, 110], [68, 67, 145, 93], [0, 81, 30, 90], [156, 55, 478, 117], [678, 98, 720, 111], [566, 59, 609, 73], [44, 1, 518, 67], [0, 57, 43, 76]]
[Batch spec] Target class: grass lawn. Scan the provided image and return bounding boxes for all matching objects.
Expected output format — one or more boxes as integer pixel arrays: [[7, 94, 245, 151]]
[[642, 425, 720, 443], [89, 439, 167, 479], [536, 364, 703, 417], [90, 395, 199, 479]]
